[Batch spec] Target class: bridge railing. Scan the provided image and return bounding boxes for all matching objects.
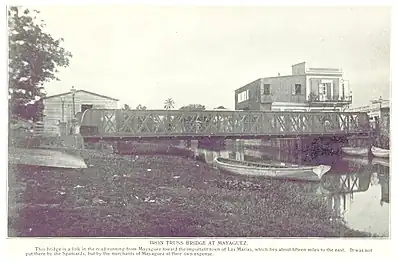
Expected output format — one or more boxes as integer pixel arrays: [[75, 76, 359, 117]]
[[79, 109, 370, 138]]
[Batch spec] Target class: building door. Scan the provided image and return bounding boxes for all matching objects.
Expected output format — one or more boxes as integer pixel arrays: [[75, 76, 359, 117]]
[[318, 84, 327, 101], [319, 80, 333, 101]]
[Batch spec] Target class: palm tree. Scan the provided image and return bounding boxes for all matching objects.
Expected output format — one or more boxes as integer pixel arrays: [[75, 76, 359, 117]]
[[164, 98, 175, 110], [163, 98, 175, 132]]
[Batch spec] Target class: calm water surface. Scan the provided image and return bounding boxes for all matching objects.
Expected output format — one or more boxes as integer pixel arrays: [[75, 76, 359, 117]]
[[183, 141, 390, 237]]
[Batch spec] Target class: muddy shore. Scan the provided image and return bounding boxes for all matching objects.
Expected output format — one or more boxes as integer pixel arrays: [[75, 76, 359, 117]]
[[8, 143, 374, 237]]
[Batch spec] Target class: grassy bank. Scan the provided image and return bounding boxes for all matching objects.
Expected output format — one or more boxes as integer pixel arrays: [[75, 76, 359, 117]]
[[8, 145, 373, 237]]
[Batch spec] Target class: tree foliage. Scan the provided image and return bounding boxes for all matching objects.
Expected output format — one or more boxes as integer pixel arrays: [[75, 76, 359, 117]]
[[122, 104, 131, 110], [308, 92, 319, 102], [136, 104, 147, 110], [179, 104, 208, 132], [215, 106, 227, 109], [8, 6, 72, 121], [164, 98, 175, 110], [179, 104, 206, 111]]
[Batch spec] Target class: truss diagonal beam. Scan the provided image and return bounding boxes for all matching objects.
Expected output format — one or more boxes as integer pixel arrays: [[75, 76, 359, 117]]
[[81, 109, 370, 138]]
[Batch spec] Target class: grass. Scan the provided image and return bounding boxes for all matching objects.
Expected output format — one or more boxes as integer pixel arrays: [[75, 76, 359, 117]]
[[8, 144, 375, 237]]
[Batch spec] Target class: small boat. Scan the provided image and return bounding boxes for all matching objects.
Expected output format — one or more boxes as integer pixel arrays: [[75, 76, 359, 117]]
[[342, 156, 370, 166], [372, 157, 390, 167], [214, 157, 331, 182], [341, 147, 369, 157], [371, 146, 389, 158], [8, 147, 87, 169]]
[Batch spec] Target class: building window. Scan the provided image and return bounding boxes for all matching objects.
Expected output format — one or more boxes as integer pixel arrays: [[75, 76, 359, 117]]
[[263, 84, 270, 95], [294, 84, 301, 95], [237, 90, 249, 103], [81, 104, 93, 113], [318, 83, 327, 101]]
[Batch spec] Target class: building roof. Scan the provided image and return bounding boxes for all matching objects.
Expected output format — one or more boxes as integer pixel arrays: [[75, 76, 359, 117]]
[[261, 72, 343, 79], [43, 89, 119, 101], [350, 102, 390, 112], [381, 105, 390, 110]]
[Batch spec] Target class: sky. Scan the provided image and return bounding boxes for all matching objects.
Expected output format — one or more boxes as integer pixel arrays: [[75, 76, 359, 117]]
[[33, 6, 391, 109]]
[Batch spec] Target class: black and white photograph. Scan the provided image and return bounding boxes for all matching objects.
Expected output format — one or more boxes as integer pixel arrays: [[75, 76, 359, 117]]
[[6, 3, 391, 244]]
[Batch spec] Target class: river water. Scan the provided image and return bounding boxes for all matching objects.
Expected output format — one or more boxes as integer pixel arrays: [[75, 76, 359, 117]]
[[181, 140, 390, 237]]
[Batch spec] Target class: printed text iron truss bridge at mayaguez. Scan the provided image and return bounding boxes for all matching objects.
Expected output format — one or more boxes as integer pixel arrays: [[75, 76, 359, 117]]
[[78, 109, 371, 141]]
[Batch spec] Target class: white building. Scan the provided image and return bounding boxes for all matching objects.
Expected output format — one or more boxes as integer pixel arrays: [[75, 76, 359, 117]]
[[42, 89, 119, 136], [235, 62, 352, 112], [349, 99, 390, 120]]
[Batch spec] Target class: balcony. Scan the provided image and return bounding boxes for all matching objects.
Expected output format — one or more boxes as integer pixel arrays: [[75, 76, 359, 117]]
[[307, 93, 352, 106]]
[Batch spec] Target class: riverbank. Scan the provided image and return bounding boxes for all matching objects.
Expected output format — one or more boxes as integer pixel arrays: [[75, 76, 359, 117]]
[[8, 144, 375, 237]]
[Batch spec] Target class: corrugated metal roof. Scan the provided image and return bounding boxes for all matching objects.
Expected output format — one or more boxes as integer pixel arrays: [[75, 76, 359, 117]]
[[43, 89, 119, 101]]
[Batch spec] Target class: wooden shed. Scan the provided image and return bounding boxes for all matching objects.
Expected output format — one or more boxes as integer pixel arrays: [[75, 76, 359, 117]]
[[42, 89, 119, 136]]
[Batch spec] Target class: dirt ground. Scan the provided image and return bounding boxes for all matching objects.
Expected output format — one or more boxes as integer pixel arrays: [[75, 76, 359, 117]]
[[8, 144, 373, 237]]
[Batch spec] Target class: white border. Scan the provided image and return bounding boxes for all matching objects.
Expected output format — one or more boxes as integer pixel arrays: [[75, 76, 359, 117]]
[[2, 1, 396, 263]]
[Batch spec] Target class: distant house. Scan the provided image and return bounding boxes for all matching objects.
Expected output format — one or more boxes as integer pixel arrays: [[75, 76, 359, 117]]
[[235, 62, 352, 111], [42, 88, 119, 136], [350, 100, 390, 120]]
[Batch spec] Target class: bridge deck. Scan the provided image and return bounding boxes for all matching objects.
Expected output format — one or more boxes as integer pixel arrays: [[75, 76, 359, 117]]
[[79, 109, 370, 141]]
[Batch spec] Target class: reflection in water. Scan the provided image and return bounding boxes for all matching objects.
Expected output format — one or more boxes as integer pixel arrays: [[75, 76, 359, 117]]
[[324, 159, 390, 236], [190, 142, 390, 237]]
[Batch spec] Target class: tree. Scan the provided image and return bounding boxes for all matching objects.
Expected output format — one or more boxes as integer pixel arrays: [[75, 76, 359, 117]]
[[308, 92, 319, 102], [122, 104, 131, 110], [133, 104, 152, 131], [8, 6, 72, 121], [179, 104, 206, 111], [215, 106, 227, 109], [179, 104, 207, 132], [164, 98, 175, 110], [136, 104, 147, 110], [163, 98, 175, 132]]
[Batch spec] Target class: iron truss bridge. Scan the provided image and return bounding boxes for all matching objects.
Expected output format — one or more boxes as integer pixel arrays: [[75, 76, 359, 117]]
[[79, 109, 370, 141]]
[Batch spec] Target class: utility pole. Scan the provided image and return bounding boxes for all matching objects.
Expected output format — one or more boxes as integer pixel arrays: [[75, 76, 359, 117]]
[[70, 86, 77, 135], [61, 97, 65, 122], [71, 86, 76, 116], [371, 96, 385, 147]]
